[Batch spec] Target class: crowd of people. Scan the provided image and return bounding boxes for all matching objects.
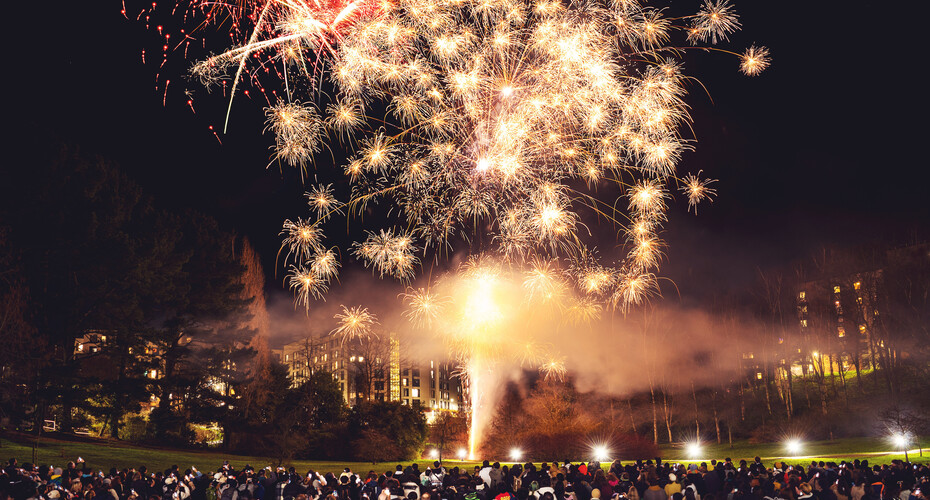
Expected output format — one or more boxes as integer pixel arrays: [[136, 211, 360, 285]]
[[2, 455, 927, 500]]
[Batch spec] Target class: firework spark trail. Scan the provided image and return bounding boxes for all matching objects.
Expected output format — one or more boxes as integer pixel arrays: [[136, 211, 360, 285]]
[[401, 255, 603, 456]]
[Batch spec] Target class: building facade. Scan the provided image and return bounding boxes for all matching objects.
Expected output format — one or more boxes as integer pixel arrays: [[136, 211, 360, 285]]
[[275, 333, 462, 421]]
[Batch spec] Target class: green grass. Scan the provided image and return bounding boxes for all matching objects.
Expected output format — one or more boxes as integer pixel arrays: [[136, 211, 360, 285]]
[[1, 434, 927, 474], [0, 434, 480, 474]]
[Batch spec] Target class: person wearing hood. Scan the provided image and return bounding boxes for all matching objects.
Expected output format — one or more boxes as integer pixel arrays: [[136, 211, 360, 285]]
[[643, 479, 667, 500]]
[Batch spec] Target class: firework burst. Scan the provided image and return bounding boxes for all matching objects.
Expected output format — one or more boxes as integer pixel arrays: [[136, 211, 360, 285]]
[[540, 356, 568, 382], [332, 304, 380, 343], [142, 0, 768, 313]]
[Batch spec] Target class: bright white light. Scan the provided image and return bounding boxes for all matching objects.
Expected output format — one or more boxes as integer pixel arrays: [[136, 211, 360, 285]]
[[476, 158, 491, 172], [593, 445, 610, 462], [686, 442, 702, 459], [501, 86, 513, 97], [457, 448, 467, 460], [429, 449, 439, 459], [510, 448, 523, 461], [785, 439, 802, 455], [892, 434, 909, 448]]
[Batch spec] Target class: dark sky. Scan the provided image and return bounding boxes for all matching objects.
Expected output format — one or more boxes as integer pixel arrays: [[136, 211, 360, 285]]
[[8, 0, 927, 311]]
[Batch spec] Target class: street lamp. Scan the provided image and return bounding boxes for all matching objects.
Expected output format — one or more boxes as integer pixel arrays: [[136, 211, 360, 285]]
[[593, 445, 610, 462], [510, 448, 523, 462], [686, 442, 702, 460]]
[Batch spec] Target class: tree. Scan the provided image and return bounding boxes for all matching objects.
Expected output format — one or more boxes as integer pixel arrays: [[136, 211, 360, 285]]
[[430, 411, 468, 461], [878, 406, 929, 461], [0, 226, 41, 431], [519, 380, 597, 460], [348, 400, 428, 460], [149, 217, 256, 446], [352, 429, 402, 463], [2, 138, 180, 434]]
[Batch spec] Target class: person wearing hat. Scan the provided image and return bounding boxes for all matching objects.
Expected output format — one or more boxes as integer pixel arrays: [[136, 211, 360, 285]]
[[664, 477, 680, 498]]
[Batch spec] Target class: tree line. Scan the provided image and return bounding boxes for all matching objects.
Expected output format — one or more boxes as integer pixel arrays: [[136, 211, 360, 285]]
[[0, 136, 428, 461]]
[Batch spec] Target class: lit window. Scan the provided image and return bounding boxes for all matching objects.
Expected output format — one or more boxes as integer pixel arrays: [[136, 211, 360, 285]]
[[859, 325, 866, 332], [403, 378, 408, 386], [801, 319, 808, 328], [358, 356, 364, 362], [837, 327, 845, 338], [350, 356, 356, 362], [412, 388, 420, 397], [285, 354, 290, 361], [77, 343, 84, 352], [834, 285, 841, 294], [756, 372, 763, 380], [799, 291, 806, 300], [854, 281, 861, 291]]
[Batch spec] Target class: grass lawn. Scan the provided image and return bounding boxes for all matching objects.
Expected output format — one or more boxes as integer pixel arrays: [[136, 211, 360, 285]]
[[0, 434, 480, 474], [1, 434, 927, 474]]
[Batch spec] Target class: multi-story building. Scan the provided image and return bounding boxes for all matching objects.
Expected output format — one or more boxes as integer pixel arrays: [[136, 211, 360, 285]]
[[275, 332, 461, 420], [795, 270, 881, 376], [792, 241, 929, 377]]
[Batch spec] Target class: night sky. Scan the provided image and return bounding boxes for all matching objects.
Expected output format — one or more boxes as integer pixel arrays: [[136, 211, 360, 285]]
[[8, 0, 927, 315]]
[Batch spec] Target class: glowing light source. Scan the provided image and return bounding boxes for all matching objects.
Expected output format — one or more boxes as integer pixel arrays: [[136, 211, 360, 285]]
[[686, 442, 703, 459], [429, 449, 440, 459], [892, 433, 909, 448], [510, 448, 523, 461], [592, 445, 610, 462], [457, 448, 468, 460], [785, 438, 802, 455]]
